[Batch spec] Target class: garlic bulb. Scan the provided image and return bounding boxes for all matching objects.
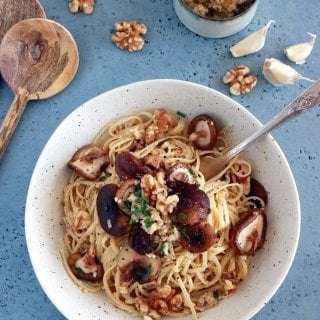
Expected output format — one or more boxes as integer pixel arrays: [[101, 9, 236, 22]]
[[230, 20, 275, 57], [262, 58, 314, 86], [284, 33, 317, 64]]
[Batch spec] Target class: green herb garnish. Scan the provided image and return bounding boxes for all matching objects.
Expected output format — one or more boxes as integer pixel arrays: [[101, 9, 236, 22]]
[[157, 138, 170, 147], [76, 267, 84, 274], [159, 244, 165, 255], [144, 219, 155, 228], [213, 291, 219, 299], [147, 264, 152, 276], [176, 111, 187, 118], [188, 167, 196, 177], [179, 213, 187, 220], [99, 174, 107, 181], [173, 222, 190, 240], [159, 242, 169, 256], [129, 217, 137, 225]]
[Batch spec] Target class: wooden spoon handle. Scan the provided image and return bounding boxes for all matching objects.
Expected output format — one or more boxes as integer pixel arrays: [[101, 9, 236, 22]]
[[0, 94, 29, 159]]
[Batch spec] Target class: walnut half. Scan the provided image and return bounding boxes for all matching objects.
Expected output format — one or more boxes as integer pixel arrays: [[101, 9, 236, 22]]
[[223, 65, 257, 95], [69, 0, 95, 14], [111, 21, 147, 52]]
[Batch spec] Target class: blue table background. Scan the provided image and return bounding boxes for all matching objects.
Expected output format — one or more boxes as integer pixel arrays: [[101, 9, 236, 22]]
[[0, 0, 319, 319]]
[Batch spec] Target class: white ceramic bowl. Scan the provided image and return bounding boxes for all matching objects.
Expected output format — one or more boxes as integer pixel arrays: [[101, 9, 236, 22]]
[[173, 0, 260, 38], [25, 79, 300, 320]]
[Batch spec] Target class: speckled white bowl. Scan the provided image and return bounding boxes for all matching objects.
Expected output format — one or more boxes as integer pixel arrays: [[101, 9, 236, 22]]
[[173, 0, 260, 38], [25, 79, 300, 320]]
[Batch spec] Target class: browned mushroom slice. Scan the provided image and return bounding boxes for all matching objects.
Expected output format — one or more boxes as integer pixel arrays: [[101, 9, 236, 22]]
[[115, 151, 149, 181], [167, 163, 196, 184], [180, 223, 218, 253], [97, 184, 130, 236], [114, 179, 137, 213], [67, 245, 104, 282], [67, 144, 109, 180], [128, 223, 153, 255], [249, 178, 268, 205], [188, 114, 218, 150], [230, 208, 267, 256], [118, 245, 161, 283], [168, 181, 210, 225]]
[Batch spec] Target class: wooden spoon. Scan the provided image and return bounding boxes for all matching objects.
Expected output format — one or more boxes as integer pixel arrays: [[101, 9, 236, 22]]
[[0, 0, 46, 44], [0, 18, 79, 158]]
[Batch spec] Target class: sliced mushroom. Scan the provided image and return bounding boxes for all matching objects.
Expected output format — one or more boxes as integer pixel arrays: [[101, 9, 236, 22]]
[[115, 179, 137, 204], [249, 178, 268, 205], [168, 181, 210, 225], [180, 223, 218, 253], [67, 144, 109, 180], [118, 245, 161, 283], [97, 184, 130, 236], [188, 114, 218, 150], [115, 151, 149, 181], [230, 208, 267, 256], [67, 245, 104, 282], [128, 223, 153, 255], [167, 163, 196, 184]]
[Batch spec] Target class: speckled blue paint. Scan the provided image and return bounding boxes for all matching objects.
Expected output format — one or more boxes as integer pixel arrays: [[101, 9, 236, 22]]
[[0, 0, 319, 319]]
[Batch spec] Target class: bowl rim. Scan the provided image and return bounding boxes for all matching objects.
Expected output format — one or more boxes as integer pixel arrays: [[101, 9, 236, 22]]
[[25, 78, 301, 320], [178, 0, 259, 21]]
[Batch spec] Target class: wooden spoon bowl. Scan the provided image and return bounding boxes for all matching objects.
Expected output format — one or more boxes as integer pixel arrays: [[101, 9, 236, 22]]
[[0, 18, 79, 158], [0, 0, 46, 44]]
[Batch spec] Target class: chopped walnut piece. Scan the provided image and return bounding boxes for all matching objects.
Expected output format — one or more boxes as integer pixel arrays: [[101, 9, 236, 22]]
[[156, 193, 179, 216], [151, 285, 172, 299], [151, 299, 169, 315], [169, 293, 183, 311], [223, 65, 257, 95], [149, 285, 183, 314], [144, 109, 173, 144], [73, 210, 92, 232], [195, 291, 218, 311], [69, 0, 95, 14], [111, 20, 147, 52], [143, 154, 163, 169], [135, 298, 161, 320]]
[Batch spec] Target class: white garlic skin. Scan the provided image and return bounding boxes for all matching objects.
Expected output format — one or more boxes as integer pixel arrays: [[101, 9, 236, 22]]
[[262, 58, 313, 86], [230, 20, 275, 58], [284, 33, 317, 64]]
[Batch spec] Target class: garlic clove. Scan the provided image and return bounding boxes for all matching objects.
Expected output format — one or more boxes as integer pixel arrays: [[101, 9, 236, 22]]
[[230, 20, 275, 58], [262, 58, 314, 86], [284, 33, 317, 64]]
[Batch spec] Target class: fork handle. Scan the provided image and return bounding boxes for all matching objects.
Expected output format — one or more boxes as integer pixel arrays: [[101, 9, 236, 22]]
[[225, 80, 320, 160]]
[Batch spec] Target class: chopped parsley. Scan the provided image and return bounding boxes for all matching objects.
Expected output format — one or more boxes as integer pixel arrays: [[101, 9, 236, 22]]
[[176, 110, 187, 118], [76, 267, 84, 274], [99, 174, 107, 181], [179, 213, 187, 220], [188, 167, 196, 177], [213, 291, 219, 299], [173, 222, 190, 240], [159, 244, 165, 255], [147, 264, 152, 276], [129, 188, 152, 225], [159, 242, 169, 256], [144, 218, 155, 228], [157, 138, 170, 147]]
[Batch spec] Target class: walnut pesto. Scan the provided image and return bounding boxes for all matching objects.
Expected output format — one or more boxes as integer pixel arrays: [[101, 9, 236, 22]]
[[183, 0, 254, 19]]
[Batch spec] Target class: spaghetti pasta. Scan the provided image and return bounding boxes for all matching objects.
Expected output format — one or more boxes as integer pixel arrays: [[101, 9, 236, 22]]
[[61, 109, 267, 319]]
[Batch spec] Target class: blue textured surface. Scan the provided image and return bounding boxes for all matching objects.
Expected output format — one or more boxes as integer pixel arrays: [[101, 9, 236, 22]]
[[0, 0, 319, 319]]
